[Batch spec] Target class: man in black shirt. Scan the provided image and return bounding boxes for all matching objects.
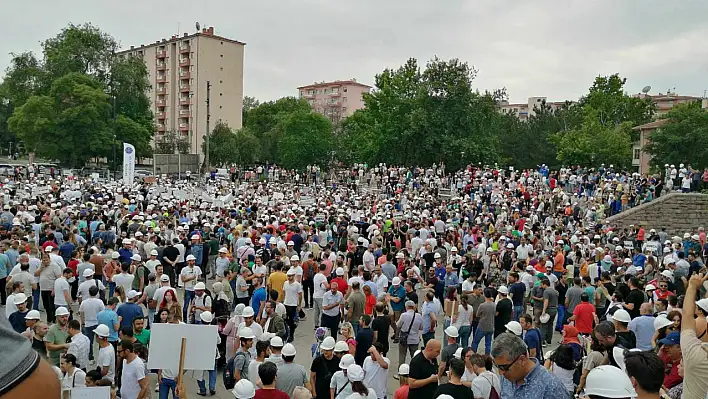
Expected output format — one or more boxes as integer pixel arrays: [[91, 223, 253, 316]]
[[409, 339, 441, 399], [161, 239, 180, 286], [309, 337, 340, 399], [354, 315, 374, 366], [371, 303, 391, 356], [434, 358, 472, 399], [404, 281, 418, 310], [623, 277, 644, 319], [493, 287, 513, 338]]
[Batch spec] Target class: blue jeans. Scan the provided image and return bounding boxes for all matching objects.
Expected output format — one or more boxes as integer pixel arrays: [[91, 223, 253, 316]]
[[108, 281, 116, 298], [513, 305, 525, 322], [351, 320, 360, 337], [148, 309, 156, 328], [197, 367, 217, 393], [183, 290, 195, 321], [159, 377, 178, 399], [422, 331, 435, 347], [472, 329, 493, 355], [32, 288, 40, 311], [556, 305, 566, 332], [458, 325, 471, 348], [83, 325, 97, 360]]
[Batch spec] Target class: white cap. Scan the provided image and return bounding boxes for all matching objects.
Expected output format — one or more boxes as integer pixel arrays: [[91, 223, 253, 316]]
[[127, 290, 142, 299], [623, 258, 631, 264], [94, 324, 110, 337], [219, 247, 228, 253], [506, 243, 514, 249], [150, 250, 158, 256], [186, 254, 196, 261], [450, 247, 458, 252], [497, 285, 509, 295], [24, 310, 41, 320], [287, 240, 295, 246], [444, 325, 459, 338], [194, 282, 206, 290], [231, 379, 256, 399], [334, 341, 349, 352], [286, 268, 296, 276], [433, 252, 441, 259], [661, 270, 673, 278], [239, 326, 255, 339], [336, 267, 344, 276], [44, 246, 53, 252], [200, 311, 214, 323], [55, 307, 70, 316], [696, 298, 708, 314], [290, 254, 300, 261], [282, 343, 297, 356], [645, 284, 656, 291], [160, 274, 170, 282], [131, 254, 142, 262], [111, 252, 120, 259], [505, 321, 523, 336], [398, 364, 410, 375], [83, 269, 95, 277], [392, 277, 401, 285], [270, 336, 284, 347], [339, 354, 355, 369], [242, 306, 255, 318], [135, 232, 143, 237], [612, 309, 631, 323], [320, 336, 336, 351], [12, 293, 28, 305], [346, 364, 365, 382]]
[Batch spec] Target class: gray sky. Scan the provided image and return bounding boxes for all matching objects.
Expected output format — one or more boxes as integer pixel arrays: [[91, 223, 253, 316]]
[[3, 0, 707, 104]]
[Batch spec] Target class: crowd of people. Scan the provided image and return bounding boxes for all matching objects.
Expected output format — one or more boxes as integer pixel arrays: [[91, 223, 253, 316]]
[[0, 162, 707, 399]]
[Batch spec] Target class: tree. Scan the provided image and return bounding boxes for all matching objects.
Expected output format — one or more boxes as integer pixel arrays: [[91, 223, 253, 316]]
[[645, 101, 708, 169], [244, 97, 312, 162], [242, 96, 260, 125], [202, 122, 261, 167], [278, 111, 333, 170], [579, 74, 654, 128], [8, 73, 112, 167]]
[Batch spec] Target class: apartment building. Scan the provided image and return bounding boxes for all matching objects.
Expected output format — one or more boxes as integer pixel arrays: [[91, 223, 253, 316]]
[[632, 92, 702, 116], [499, 97, 570, 121], [117, 26, 245, 158], [298, 80, 371, 123]]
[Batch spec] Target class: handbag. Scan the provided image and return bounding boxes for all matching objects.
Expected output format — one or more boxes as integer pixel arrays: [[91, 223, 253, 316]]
[[398, 313, 417, 343]]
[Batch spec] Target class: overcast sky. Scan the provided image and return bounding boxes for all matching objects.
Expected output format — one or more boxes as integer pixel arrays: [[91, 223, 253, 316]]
[[3, 1, 707, 104]]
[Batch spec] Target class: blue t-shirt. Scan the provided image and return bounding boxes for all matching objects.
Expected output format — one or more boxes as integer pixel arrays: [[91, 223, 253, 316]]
[[116, 303, 144, 329], [524, 328, 543, 362], [251, 287, 267, 317], [0, 253, 9, 278], [510, 282, 526, 307], [388, 285, 406, 312], [96, 309, 120, 342]]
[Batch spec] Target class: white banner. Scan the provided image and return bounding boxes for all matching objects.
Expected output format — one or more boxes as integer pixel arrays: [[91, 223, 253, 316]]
[[123, 143, 136, 183]]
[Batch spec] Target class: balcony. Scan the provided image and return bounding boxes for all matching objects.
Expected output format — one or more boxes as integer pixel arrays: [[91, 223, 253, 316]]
[[157, 125, 166, 133], [330, 91, 341, 97], [156, 111, 166, 120], [179, 44, 190, 54], [156, 86, 166, 94], [179, 85, 190, 93], [156, 62, 166, 71], [155, 98, 166, 107], [156, 49, 167, 58], [179, 123, 189, 132], [156, 75, 166, 83], [179, 109, 191, 117], [179, 97, 191, 105], [179, 58, 190, 67], [179, 71, 190, 79]]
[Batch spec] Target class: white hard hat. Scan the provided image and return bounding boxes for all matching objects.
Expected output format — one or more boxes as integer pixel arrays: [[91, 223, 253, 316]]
[[290, 254, 300, 261], [131, 254, 142, 262], [334, 341, 349, 353], [505, 321, 523, 336], [696, 298, 708, 314], [336, 267, 344, 276], [584, 365, 637, 398], [444, 326, 459, 338], [287, 240, 295, 246], [231, 379, 256, 399], [396, 252, 404, 259], [242, 306, 255, 318], [194, 282, 206, 290], [612, 309, 631, 323], [111, 252, 120, 259], [135, 232, 143, 237], [186, 254, 196, 261], [127, 290, 142, 299], [286, 268, 296, 276], [454, 347, 463, 359], [13, 293, 28, 305], [24, 310, 41, 320], [392, 277, 401, 286], [150, 250, 158, 256], [83, 269, 95, 277], [539, 313, 551, 323], [55, 307, 70, 316], [346, 364, 365, 382], [94, 324, 110, 338], [506, 243, 514, 249], [320, 336, 336, 351], [218, 247, 228, 253], [282, 343, 297, 356], [497, 285, 509, 295], [238, 326, 255, 339], [654, 315, 673, 330], [339, 353, 355, 369], [398, 363, 410, 376], [200, 311, 214, 323], [270, 336, 284, 347]]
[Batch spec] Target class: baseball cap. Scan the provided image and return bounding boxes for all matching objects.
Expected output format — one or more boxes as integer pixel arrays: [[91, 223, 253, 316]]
[[336, 267, 344, 276], [160, 274, 170, 282], [392, 277, 401, 286], [126, 290, 142, 299], [83, 269, 95, 277], [659, 331, 681, 346]]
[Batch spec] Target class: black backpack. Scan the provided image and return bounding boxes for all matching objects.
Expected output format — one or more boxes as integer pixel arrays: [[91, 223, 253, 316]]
[[223, 352, 249, 389]]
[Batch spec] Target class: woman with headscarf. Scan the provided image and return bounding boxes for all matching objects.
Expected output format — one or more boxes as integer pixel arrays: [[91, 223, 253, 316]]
[[223, 303, 246, 360], [560, 325, 583, 361], [211, 281, 231, 319]]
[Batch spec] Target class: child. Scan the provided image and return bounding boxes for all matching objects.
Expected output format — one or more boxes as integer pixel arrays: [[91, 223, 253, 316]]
[[394, 364, 410, 399]]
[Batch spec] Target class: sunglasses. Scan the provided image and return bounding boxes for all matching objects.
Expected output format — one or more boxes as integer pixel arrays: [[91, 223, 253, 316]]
[[495, 354, 522, 372]]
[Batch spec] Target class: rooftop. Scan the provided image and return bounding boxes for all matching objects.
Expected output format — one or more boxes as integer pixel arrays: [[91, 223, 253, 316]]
[[116, 26, 245, 55], [298, 80, 372, 90], [632, 119, 669, 130]]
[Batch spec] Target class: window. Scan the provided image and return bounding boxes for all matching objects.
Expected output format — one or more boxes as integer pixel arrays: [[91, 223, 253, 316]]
[[220, 67, 223, 71], [633, 148, 641, 160], [221, 41, 223, 45], [343, 88, 348, 93], [220, 80, 223, 84], [220, 93, 223, 96], [220, 106, 223, 109], [220, 54, 223, 58]]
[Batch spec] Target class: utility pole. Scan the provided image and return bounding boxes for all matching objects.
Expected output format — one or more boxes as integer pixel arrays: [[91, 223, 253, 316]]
[[205, 80, 211, 172]]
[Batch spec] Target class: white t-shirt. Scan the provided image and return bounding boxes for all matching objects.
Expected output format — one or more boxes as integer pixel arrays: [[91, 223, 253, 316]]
[[180, 266, 202, 291], [192, 293, 212, 322], [330, 370, 353, 399], [54, 277, 71, 306], [374, 275, 388, 299], [152, 286, 173, 306], [78, 279, 106, 299], [79, 298, 105, 327], [120, 357, 146, 399], [313, 273, 328, 299], [98, 344, 116, 383], [247, 359, 262, 386], [5, 294, 18, 318], [472, 370, 501, 399], [283, 280, 302, 306], [252, 264, 267, 277], [113, 273, 135, 294], [362, 356, 390, 399], [344, 388, 377, 399]]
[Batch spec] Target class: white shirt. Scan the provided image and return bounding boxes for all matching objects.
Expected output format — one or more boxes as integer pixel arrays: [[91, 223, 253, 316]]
[[344, 388, 377, 399], [238, 321, 263, 357], [180, 266, 202, 291], [61, 368, 86, 391], [283, 280, 302, 306], [363, 251, 375, 271], [78, 278, 106, 299], [313, 273, 328, 299], [330, 370, 353, 399], [374, 274, 388, 299], [68, 332, 91, 371], [362, 356, 390, 399], [192, 293, 212, 322], [247, 359, 262, 386], [462, 279, 475, 293], [38, 263, 62, 290], [152, 285, 174, 306], [112, 273, 135, 294], [54, 277, 71, 306], [120, 357, 146, 399], [472, 370, 502, 399], [98, 344, 116, 383], [79, 298, 105, 327]]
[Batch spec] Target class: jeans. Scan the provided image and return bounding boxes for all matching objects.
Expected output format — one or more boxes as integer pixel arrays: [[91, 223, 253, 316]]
[[472, 329, 493, 355], [458, 325, 471, 348], [159, 378, 178, 399], [148, 309, 156, 328], [422, 331, 435, 347], [321, 313, 340, 338], [32, 288, 40, 311], [555, 305, 566, 332], [285, 305, 298, 342], [183, 290, 195, 322], [108, 281, 116, 298], [313, 298, 323, 328], [351, 320, 360, 337], [513, 305, 525, 322], [197, 368, 217, 393], [302, 279, 314, 308], [542, 310, 557, 344], [83, 325, 97, 361]]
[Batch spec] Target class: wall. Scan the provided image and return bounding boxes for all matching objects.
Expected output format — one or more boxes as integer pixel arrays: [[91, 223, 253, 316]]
[[606, 193, 708, 236]]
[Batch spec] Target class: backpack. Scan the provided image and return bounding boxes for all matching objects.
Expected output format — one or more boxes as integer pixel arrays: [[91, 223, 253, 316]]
[[223, 351, 249, 390], [481, 374, 501, 399]]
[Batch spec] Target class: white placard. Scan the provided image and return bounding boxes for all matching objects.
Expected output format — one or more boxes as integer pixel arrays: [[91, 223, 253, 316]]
[[273, 192, 284, 201], [644, 241, 659, 252], [123, 143, 136, 183], [72, 387, 111, 399], [173, 190, 187, 200], [624, 240, 635, 250], [147, 323, 219, 371], [315, 214, 325, 223], [32, 186, 50, 197], [300, 196, 315, 207]]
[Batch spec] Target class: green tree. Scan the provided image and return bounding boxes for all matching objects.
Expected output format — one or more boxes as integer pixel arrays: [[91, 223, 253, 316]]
[[242, 96, 260, 126], [645, 101, 708, 169], [244, 97, 311, 162], [8, 73, 112, 167], [580, 74, 654, 128], [278, 111, 333, 170], [202, 122, 261, 167]]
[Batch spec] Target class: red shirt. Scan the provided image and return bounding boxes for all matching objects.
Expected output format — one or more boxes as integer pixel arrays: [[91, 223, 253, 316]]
[[394, 385, 410, 399], [655, 289, 674, 300], [67, 259, 79, 276], [254, 389, 289, 399], [573, 302, 596, 334], [331, 277, 348, 296], [660, 351, 682, 389]]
